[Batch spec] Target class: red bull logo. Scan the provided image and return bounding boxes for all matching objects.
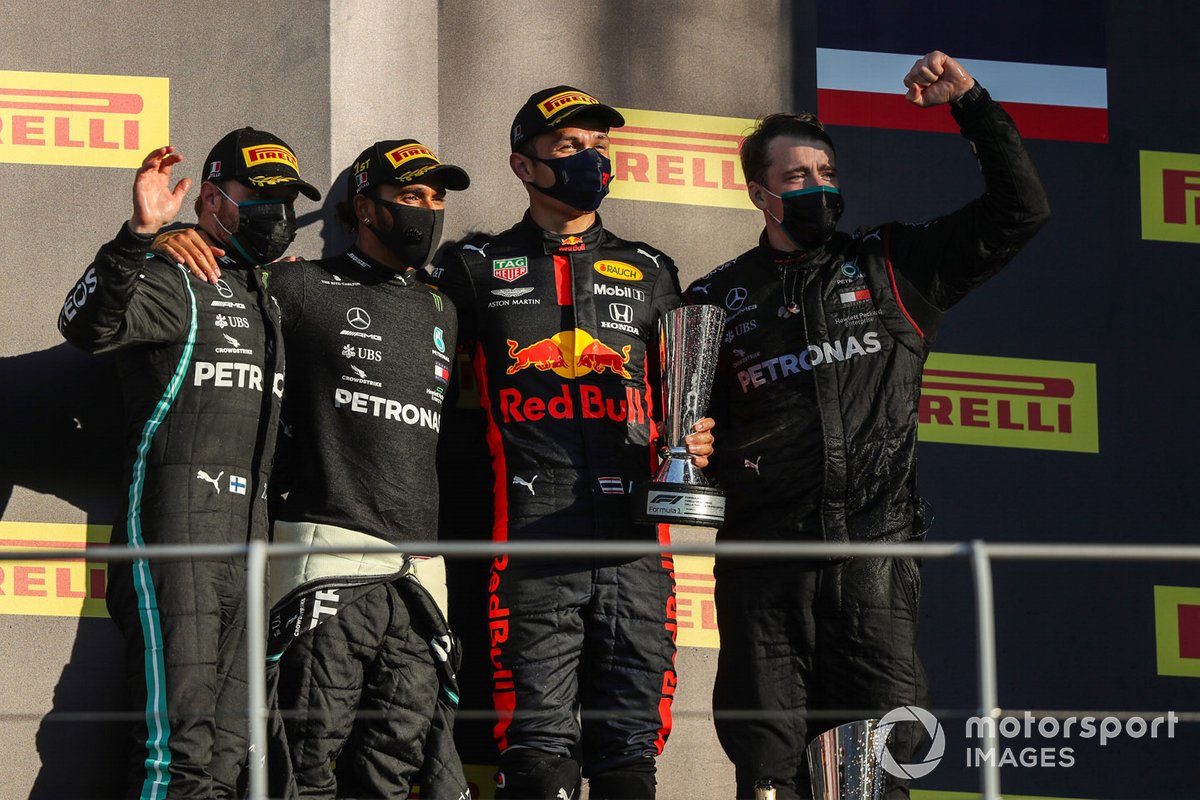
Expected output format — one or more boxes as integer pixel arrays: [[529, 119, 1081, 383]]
[[578, 339, 632, 378], [499, 384, 649, 425], [504, 329, 631, 379], [506, 338, 565, 374]]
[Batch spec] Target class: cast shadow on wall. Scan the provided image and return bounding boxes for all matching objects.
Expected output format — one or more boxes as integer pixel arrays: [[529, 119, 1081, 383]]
[[0, 344, 129, 797]]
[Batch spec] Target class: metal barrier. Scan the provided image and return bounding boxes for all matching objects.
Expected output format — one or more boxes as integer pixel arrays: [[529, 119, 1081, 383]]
[[8, 537, 1200, 799]]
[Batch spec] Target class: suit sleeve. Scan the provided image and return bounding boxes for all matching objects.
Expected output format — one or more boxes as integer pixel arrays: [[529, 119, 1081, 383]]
[[57, 222, 190, 352], [886, 85, 1051, 311]]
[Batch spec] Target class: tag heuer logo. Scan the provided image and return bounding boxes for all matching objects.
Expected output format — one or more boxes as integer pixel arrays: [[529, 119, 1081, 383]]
[[492, 256, 529, 283]]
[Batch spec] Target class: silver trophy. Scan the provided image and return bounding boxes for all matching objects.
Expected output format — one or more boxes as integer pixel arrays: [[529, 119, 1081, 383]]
[[632, 304, 726, 527], [806, 720, 893, 800]]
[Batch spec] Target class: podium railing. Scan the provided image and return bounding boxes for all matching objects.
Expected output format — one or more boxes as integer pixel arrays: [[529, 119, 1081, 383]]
[[8, 537, 1200, 800]]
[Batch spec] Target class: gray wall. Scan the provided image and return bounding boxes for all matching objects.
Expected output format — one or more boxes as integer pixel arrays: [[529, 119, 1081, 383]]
[[0, 2, 787, 796]]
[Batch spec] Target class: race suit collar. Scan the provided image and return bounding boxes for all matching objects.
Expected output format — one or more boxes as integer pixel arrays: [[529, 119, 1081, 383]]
[[756, 229, 813, 270], [518, 210, 605, 254], [339, 246, 415, 286]]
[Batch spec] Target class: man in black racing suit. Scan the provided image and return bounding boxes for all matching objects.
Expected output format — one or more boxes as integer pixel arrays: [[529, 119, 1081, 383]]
[[57, 129, 318, 799], [156, 139, 473, 799], [432, 86, 714, 800], [683, 53, 1050, 799]]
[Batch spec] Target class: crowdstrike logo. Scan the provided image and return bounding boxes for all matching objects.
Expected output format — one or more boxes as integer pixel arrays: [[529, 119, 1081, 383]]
[[876, 706, 945, 780]]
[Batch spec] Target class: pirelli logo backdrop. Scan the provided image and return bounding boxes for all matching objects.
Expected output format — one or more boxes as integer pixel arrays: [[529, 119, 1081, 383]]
[[919, 353, 1099, 453], [0, 522, 110, 617], [609, 108, 754, 210], [1140, 150, 1200, 243], [0, 70, 169, 168]]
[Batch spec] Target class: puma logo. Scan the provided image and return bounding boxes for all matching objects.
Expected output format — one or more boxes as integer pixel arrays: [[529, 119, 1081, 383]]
[[691, 283, 711, 295], [744, 457, 761, 476], [512, 474, 538, 495], [463, 242, 491, 256], [861, 229, 882, 243], [196, 469, 224, 492], [637, 248, 662, 267]]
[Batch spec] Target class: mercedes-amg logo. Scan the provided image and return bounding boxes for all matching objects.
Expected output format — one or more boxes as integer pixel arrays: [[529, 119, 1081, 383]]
[[215, 279, 234, 299], [346, 307, 371, 330], [726, 286, 748, 310]]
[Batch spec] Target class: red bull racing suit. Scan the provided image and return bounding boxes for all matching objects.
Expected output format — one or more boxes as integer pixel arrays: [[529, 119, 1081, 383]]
[[433, 213, 680, 797]]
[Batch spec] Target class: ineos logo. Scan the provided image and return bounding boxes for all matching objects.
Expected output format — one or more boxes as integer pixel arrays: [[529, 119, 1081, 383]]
[[609, 303, 633, 324], [215, 279, 234, 299], [725, 287, 748, 310], [346, 307, 372, 330]]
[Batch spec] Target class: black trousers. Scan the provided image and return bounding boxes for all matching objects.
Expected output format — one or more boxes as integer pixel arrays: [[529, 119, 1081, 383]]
[[488, 554, 677, 778], [712, 556, 929, 800], [276, 581, 439, 798], [108, 556, 251, 799]]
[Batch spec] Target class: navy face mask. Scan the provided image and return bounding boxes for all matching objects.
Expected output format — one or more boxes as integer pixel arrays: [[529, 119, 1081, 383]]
[[763, 185, 844, 251], [530, 147, 612, 212]]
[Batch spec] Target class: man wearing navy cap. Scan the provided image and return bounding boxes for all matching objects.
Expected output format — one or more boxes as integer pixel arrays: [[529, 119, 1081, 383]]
[[434, 87, 715, 800], [57, 127, 317, 799]]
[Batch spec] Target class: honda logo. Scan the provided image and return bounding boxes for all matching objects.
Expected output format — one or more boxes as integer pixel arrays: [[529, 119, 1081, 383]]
[[609, 303, 634, 324]]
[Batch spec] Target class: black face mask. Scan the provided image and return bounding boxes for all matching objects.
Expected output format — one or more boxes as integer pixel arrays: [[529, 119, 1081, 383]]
[[530, 147, 612, 212], [367, 198, 444, 269], [215, 186, 297, 265], [764, 185, 844, 251]]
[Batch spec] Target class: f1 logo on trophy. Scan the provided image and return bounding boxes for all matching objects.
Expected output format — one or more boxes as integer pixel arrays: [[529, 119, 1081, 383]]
[[633, 304, 726, 526]]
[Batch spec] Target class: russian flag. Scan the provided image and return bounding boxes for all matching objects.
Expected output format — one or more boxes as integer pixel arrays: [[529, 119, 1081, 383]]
[[815, 1, 1108, 143]]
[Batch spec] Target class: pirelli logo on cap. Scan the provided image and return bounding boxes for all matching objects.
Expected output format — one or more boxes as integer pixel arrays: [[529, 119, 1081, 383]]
[[0, 521, 111, 618], [1140, 150, 1200, 244], [242, 144, 298, 170], [918, 353, 1099, 453], [539, 90, 599, 118], [0, 70, 169, 169], [386, 143, 436, 168], [608, 107, 755, 210]]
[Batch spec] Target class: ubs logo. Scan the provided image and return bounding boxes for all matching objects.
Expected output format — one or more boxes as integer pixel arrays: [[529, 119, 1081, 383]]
[[346, 307, 372, 330]]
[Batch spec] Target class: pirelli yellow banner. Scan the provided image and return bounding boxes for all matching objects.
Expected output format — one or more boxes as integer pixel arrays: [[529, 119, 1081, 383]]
[[1154, 585, 1200, 678], [609, 108, 755, 210], [0, 521, 111, 617], [1140, 150, 1200, 244], [675, 554, 719, 648], [0, 70, 169, 168], [919, 353, 1099, 453]]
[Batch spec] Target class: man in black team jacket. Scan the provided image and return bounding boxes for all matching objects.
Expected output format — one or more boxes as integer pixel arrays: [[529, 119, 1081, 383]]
[[433, 86, 714, 800], [683, 53, 1050, 799], [57, 129, 318, 799], [157, 140, 472, 799]]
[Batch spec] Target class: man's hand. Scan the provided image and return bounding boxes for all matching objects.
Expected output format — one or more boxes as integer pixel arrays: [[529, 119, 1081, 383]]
[[152, 228, 224, 285], [129, 146, 191, 236], [903, 51, 975, 107], [686, 416, 716, 469]]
